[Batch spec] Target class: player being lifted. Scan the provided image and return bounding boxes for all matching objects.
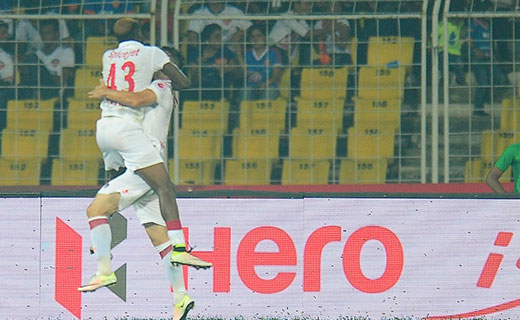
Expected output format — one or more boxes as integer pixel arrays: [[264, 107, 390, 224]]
[[79, 17, 211, 299]]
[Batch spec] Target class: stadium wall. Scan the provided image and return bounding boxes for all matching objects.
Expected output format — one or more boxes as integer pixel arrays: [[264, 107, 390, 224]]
[[2, 195, 520, 319]]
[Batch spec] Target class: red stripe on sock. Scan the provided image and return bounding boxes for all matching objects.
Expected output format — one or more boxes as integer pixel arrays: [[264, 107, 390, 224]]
[[166, 220, 182, 230], [159, 245, 173, 259], [88, 217, 109, 230]]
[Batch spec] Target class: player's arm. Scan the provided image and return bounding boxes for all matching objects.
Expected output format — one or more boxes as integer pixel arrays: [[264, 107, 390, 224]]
[[161, 62, 191, 90], [88, 79, 157, 107], [486, 166, 507, 193]]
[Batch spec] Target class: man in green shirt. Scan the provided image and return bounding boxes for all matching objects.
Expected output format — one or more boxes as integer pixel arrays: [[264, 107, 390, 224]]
[[486, 143, 520, 193]]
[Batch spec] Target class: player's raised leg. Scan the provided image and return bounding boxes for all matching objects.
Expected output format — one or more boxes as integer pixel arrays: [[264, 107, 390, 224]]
[[144, 223, 195, 320], [135, 163, 212, 269], [78, 194, 120, 292]]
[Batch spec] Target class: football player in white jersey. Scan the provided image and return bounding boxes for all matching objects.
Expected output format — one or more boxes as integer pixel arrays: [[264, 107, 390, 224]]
[[80, 48, 197, 320], [85, 18, 211, 295]]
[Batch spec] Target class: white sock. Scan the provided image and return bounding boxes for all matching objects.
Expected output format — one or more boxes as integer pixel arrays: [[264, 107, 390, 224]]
[[167, 230, 185, 247], [89, 216, 112, 276], [156, 242, 187, 304]]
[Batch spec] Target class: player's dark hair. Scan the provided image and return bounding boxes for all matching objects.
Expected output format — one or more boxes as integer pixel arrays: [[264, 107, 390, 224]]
[[161, 46, 184, 69], [114, 18, 140, 42]]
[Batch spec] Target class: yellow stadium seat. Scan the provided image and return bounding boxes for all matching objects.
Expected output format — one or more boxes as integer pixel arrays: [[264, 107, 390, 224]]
[[300, 67, 349, 100], [349, 37, 358, 71], [6, 98, 57, 131], [0, 158, 41, 185], [169, 159, 216, 185], [74, 67, 103, 99], [1, 129, 50, 158], [295, 97, 344, 132], [178, 128, 222, 160], [281, 159, 330, 185], [347, 125, 395, 159], [367, 36, 415, 67], [239, 99, 287, 132], [224, 159, 272, 185], [181, 100, 230, 134], [339, 159, 387, 184], [465, 158, 511, 183], [290, 127, 337, 159], [358, 66, 406, 89], [232, 127, 280, 159], [357, 87, 403, 101], [481, 130, 517, 160], [354, 97, 401, 128], [51, 158, 100, 186], [59, 128, 101, 159], [85, 36, 117, 67], [66, 98, 101, 129], [278, 68, 291, 99], [499, 98, 520, 131]]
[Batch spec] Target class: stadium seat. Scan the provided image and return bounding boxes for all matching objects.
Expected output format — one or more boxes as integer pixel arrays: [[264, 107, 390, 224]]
[[281, 159, 330, 185], [51, 158, 100, 186], [464, 158, 511, 183], [347, 125, 395, 159], [295, 97, 344, 132], [289, 127, 337, 159], [178, 128, 222, 160], [367, 36, 415, 67], [169, 159, 216, 185], [357, 87, 403, 101], [339, 159, 388, 184], [1, 129, 50, 158], [85, 36, 117, 67], [278, 68, 291, 99], [66, 98, 101, 129], [354, 97, 401, 128], [59, 128, 101, 159], [232, 127, 280, 159], [299, 67, 349, 101], [224, 159, 272, 185], [481, 130, 516, 160], [499, 98, 520, 131], [6, 98, 57, 131], [239, 99, 287, 132], [0, 158, 41, 186], [74, 67, 103, 99], [358, 66, 406, 89], [181, 100, 230, 134]]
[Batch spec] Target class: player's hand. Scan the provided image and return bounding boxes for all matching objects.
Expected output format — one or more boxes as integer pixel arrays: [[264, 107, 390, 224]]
[[88, 79, 109, 99]]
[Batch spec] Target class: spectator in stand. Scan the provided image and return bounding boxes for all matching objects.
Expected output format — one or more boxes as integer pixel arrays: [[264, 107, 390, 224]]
[[468, 0, 507, 116], [267, 0, 312, 66], [0, 21, 13, 130], [186, 0, 252, 61], [438, 17, 466, 86], [19, 19, 75, 100], [183, 24, 242, 102], [312, 2, 352, 67], [242, 24, 283, 100], [14, 0, 71, 55]]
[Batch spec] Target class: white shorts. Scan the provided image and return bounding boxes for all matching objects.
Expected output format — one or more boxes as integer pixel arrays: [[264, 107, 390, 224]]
[[96, 117, 164, 172], [97, 169, 165, 226]]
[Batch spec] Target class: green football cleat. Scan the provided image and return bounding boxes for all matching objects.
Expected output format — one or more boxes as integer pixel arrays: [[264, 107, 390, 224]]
[[170, 244, 212, 269], [173, 294, 195, 320], [78, 272, 117, 292]]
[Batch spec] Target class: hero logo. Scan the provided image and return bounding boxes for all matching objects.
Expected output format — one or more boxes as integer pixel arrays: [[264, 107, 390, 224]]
[[56, 220, 517, 319], [188, 225, 404, 294]]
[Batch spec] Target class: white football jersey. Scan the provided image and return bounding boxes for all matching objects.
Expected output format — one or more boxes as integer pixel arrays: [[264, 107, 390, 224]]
[[0, 48, 14, 83], [35, 46, 75, 77], [100, 40, 170, 120], [142, 79, 176, 161]]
